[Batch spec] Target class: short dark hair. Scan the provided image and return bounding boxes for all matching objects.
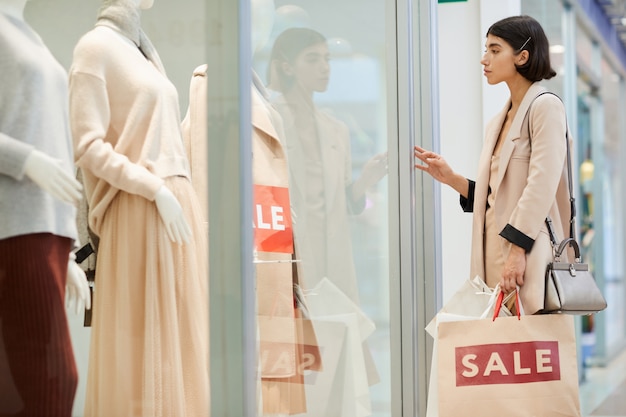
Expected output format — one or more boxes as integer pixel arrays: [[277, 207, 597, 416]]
[[487, 15, 556, 82], [268, 27, 327, 92]]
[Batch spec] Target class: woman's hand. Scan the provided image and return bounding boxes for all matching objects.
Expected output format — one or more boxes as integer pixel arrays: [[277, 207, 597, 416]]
[[501, 245, 526, 293], [154, 185, 192, 244], [414, 145, 470, 197], [414, 145, 455, 185]]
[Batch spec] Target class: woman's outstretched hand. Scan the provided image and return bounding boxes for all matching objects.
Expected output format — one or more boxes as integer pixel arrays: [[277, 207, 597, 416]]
[[414, 145, 455, 185], [414, 145, 470, 198]]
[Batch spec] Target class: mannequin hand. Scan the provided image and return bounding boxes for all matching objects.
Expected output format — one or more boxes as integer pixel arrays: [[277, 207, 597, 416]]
[[360, 152, 388, 188], [500, 245, 526, 294], [414, 145, 455, 185], [154, 185, 192, 244], [66, 256, 91, 314], [24, 149, 82, 205]]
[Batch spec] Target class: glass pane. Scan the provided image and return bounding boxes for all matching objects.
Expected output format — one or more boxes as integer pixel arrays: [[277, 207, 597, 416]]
[[252, 0, 392, 415]]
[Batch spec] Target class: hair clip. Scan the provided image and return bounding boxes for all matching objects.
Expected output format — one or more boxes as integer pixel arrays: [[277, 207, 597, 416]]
[[517, 37, 532, 53]]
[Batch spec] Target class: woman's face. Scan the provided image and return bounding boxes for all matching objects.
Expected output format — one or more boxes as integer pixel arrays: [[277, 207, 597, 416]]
[[480, 34, 523, 85], [285, 42, 330, 94]]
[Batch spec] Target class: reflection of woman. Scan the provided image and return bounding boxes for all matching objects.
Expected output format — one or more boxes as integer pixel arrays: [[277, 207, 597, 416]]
[[0, 1, 89, 414], [69, 0, 208, 415], [268, 27, 387, 304], [415, 15, 571, 314]]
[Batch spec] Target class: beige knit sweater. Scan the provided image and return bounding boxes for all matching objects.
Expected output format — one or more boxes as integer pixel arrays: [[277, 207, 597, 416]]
[[69, 25, 190, 236]]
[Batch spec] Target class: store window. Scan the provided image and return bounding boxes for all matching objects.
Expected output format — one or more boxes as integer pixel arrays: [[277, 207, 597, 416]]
[[251, 1, 393, 415], [17, 0, 404, 415]]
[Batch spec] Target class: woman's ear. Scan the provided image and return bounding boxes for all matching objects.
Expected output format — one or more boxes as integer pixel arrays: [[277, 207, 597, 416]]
[[516, 50, 529, 66]]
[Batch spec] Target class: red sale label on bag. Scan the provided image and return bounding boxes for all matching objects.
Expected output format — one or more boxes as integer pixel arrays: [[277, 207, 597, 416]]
[[455, 341, 560, 386], [253, 185, 293, 253]]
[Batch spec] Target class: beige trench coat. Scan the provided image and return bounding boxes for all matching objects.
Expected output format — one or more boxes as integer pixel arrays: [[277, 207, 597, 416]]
[[469, 83, 572, 314], [181, 67, 310, 414]]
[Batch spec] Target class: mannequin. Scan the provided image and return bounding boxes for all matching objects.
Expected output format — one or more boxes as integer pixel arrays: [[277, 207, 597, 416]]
[[68, 0, 209, 415], [180, 0, 320, 415], [0, 0, 90, 415]]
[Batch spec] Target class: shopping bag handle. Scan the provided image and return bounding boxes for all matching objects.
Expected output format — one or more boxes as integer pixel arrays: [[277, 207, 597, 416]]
[[492, 288, 521, 321]]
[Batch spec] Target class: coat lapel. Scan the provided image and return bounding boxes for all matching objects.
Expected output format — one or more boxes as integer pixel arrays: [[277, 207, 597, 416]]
[[252, 86, 280, 141], [495, 84, 546, 188], [474, 104, 507, 215]]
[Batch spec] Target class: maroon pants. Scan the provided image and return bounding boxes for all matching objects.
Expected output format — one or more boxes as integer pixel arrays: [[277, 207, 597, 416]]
[[0, 233, 77, 417]]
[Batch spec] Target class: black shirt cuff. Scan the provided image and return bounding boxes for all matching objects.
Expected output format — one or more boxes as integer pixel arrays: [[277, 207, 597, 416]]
[[499, 224, 534, 252], [460, 179, 475, 213]]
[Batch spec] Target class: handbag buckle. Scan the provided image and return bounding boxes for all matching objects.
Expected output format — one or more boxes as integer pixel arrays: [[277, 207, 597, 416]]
[[569, 264, 576, 277]]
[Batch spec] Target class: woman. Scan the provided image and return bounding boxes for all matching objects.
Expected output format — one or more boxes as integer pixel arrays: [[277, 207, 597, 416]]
[[415, 15, 571, 314], [268, 27, 387, 304], [0, 0, 89, 415], [68, 0, 209, 415]]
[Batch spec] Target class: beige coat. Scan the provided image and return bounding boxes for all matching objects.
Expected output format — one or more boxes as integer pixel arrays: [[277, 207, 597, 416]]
[[470, 83, 572, 314], [181, 66, 298, 376]]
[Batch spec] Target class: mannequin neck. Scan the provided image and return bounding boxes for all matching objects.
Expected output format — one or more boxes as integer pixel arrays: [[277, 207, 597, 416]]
[[0, 0, 27, 20]]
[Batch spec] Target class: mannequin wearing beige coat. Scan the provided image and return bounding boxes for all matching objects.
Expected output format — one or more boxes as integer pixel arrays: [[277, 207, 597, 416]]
[[180, 1, 315, 413]]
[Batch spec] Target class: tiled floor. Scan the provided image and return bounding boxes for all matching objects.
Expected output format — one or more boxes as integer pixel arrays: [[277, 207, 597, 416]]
[[580, 348, 626, 416]]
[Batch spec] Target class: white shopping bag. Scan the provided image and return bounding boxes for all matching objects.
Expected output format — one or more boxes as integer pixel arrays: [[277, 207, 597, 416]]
[[426, 278, 513, 417], [302, 278, 377, 417]]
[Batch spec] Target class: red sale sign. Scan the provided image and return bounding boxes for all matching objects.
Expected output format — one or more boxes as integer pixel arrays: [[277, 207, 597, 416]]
[[455, 341, 561, 386], [253, 185, 293, 253]]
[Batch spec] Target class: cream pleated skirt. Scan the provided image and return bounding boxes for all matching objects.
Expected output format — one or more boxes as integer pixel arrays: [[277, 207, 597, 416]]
[[84, 176, 209, 417]]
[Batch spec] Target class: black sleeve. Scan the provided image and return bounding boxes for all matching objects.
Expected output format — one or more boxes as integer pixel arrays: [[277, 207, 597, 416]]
[[459, 179, 475, 213]]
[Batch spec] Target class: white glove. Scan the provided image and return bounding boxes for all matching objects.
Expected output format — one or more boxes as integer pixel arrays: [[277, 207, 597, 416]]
[[154, 185, 192, 244], [66, 252, 91, 314], [24, 149, 82, 205]]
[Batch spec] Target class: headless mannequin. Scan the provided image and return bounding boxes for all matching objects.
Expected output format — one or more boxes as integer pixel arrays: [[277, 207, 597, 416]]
[[107, 0, 191, 244], [69, 0, 209, 415], [0, 1, 89, 415], [0, 0, 90, 311]]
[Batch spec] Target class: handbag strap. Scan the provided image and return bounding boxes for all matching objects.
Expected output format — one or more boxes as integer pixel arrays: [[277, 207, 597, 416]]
[[527, 92, 576, 244]]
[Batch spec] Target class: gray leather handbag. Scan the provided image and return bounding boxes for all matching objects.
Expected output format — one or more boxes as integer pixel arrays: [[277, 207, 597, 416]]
[[544, 226, 607, 314], [538, 92, 607, 315]]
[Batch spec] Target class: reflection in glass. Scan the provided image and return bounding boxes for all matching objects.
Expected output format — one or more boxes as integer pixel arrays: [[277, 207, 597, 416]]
[[259, 21, 389, 415]]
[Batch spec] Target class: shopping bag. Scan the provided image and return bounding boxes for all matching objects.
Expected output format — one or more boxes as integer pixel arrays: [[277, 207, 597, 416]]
[[436, 312, 581, 417], [302, 278, 376, 417], [425, 276, 510, 337], [425, 278, 512, 417], [259, 308, 322, 415]]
